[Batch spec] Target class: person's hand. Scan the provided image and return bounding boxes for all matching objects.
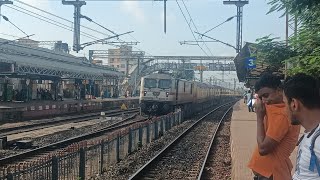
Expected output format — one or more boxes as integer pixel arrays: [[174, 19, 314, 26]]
[[254, 94, 266, 120]]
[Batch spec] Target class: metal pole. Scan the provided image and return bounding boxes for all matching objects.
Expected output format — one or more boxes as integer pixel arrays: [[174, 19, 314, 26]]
[[62, 0, 86, 52], [0, 1, 13, 23], [285, 9, 289, 76], [164, 0, 167, 33], [223, 0, 248, 53]]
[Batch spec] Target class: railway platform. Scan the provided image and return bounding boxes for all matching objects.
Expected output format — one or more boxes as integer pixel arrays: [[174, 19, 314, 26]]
[[0, 97, 139, 122], [230, 100, 302, 180]]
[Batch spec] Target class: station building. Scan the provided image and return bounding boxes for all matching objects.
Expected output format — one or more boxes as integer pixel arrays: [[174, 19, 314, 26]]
[[0, 38, 123, 102]]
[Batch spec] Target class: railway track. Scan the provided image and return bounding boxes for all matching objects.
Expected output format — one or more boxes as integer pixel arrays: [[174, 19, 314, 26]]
[[0, 113, 148, 167], [0, 108, 139, 137], [129, 102, 234, 180]]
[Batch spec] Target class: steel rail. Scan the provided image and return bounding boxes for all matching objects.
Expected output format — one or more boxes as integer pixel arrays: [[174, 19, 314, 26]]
[[0, 108, 139, 136], [0, 113, 146, 166], [197, 105, 233, 180], [128, 101, 235, 180]]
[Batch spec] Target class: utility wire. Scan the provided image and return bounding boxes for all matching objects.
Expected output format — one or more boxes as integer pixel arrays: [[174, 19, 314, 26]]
[[82, 15, 118, 36], [0, 34, 35, 46], [0, 32, 20, 38], [0, 14, 29, 37], [5, 5, 100, 40], [80, 14, 151, 54], [15, 0, 112, 38], [175, 0, 208, 56], [195, 32, 236, 50], [14, 0, 151, 55], [181, 0, 213, 56], [202, 15, 236, 35], [14, 1, 125, 47], [7, 4, 152, 56]]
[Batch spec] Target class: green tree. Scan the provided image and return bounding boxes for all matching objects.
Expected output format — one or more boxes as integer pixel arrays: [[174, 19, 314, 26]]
[[260, 0, 320, 77], [254, 35, 295, 73]]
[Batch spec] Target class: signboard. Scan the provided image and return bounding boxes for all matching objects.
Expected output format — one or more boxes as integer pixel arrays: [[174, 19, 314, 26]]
[[245, 57, 256, 69]]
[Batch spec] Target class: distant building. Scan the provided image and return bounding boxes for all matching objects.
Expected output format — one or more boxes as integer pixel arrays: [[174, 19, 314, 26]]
[[17, 38, 39, 48], [108, 45, 135, 75], [17, 38, 70, 53], [53, 41, 69, 53]]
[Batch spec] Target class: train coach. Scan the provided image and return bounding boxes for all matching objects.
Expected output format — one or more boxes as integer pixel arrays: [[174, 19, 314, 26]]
[[139, 72, 238, 115]]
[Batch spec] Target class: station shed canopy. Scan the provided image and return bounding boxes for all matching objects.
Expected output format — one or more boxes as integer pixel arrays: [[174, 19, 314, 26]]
[[233, 42, 284, 88], [0, 38, 123, 81]]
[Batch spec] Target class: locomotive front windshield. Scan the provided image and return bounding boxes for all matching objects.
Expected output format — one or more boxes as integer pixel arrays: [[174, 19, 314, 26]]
[[158, 79, 171, 89], [144, 78, 157, 88]]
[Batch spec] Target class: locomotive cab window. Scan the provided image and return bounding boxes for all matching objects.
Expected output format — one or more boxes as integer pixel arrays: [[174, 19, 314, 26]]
[[144, 78, 157, 88], [158, 79, 171, 89]]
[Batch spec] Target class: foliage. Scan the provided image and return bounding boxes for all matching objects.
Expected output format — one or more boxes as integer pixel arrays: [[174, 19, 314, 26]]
[[267, 0, 320, 17], [253, 35, 295, 72], [257, 0, 320, 77], [286, 47, 320, 77]]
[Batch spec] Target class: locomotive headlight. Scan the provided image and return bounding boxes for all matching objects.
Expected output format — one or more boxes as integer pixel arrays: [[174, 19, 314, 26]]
[[166, 92, 169, 97], [144, 91, 147, 96]]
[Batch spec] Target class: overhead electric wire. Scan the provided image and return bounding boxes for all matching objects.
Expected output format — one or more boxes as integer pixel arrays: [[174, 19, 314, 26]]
[[0, 34, 35, 46], [82, 16, 118, 36], [181, 0, 214, 56], [5, 5, 100, 41], [11, 4, 68, 30], [202, 16, 236, 35], [15, 0, 112, 38], [0, 14, 29, 37], [80, 15, 152, 55], [14, 0, 152, 55], [195, 32, 236, 50], [0, 32, 20, 38], [175, 0, 209, 56], [13, 2, 128, 49]]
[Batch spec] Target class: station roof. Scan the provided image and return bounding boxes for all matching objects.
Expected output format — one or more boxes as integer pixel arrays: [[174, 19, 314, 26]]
[[234, 42, 284, 88], [0, 38, 123, 80]]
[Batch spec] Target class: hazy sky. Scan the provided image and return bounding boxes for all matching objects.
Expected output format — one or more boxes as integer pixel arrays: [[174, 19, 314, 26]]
[[0, 0, 289, 86], [0, 0, 287, 56]]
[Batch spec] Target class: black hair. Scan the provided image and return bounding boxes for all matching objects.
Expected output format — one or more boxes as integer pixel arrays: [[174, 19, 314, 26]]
[[254, 73, 282, 92], [283, 73, 320, 109]]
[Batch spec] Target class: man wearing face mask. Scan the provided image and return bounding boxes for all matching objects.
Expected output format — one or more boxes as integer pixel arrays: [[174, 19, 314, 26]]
[[282, 73, 320, 180], [248, 73, 300, 180]]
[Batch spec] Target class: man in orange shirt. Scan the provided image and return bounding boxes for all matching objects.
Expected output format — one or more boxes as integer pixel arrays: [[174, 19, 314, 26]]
[[248, 74, 300, 180]]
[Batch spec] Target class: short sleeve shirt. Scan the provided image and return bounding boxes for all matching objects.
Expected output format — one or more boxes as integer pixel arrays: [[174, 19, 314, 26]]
[[248, 103, 301, 180], [293, 124, 320, 180]]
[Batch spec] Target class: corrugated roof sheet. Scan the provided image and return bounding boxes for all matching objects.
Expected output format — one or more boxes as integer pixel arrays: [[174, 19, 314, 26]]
[[233, 42, 284, 87], [0, 38, 123, 78]]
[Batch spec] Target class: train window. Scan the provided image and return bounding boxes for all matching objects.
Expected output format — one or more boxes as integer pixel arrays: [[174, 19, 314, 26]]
[[144, 78, 157, 88], [158, 79, 171, 89], [184, 82, 186, 92]]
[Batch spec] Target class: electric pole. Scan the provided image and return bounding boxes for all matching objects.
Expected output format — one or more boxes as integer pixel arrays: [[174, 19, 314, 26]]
[[164, 0, 167, 33], [0, 0, 13, 23], [285, 10, 298, 76], [62, 0, 86, 52], [223, 0, 249, 53]]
